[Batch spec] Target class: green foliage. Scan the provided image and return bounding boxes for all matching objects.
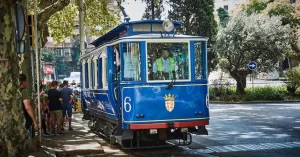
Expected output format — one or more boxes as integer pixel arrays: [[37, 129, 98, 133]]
[[48, 3, 78, 43], [48, 0, 120, 44], [84, 0, 120, 37], [268, 5, 300, 27], [244, 86, 286, 101], [71, 40, 80, 71], [217, 7, 229, 28], [55, 61, 72, 77], [41, 48, 55, 62], [284, 66, 300, 93], [168, 0, 218, 72], [142, 0, 164, 20], [210, 86, 288, 101], [244, 0, 268, 15]]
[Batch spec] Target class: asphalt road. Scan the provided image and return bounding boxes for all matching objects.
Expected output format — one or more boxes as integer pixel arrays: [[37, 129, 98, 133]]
[[75, 102, 300, 157]]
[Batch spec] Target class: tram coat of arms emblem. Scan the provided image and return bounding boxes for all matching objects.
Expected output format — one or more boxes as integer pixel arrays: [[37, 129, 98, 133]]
[[164, 94, 176, 112]]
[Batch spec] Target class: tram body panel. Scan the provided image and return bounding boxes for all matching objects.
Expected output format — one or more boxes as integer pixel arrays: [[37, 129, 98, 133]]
[[83, 89, 118, 120], [121, 85, 208, 125]]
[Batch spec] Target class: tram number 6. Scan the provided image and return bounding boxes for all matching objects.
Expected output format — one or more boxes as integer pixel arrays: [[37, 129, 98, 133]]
[[124, 97, 132, 112]]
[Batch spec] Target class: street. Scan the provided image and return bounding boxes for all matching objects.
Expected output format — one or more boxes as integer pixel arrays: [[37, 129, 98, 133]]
[[76, 102, 300, 157]]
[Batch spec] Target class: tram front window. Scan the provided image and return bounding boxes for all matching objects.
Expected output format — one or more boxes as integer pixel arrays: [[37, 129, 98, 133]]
[[121, 43, 141, 81], [147, 42, 189, 81]]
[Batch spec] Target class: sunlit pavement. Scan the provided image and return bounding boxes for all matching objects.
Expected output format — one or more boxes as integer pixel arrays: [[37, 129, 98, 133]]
[[191, 102, 300, 157], [50, 102, 300, 157]]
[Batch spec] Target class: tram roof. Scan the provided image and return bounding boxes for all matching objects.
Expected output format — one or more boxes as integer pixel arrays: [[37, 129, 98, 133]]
[[91, 20, 183, 47], [120, 34, 209, 39]]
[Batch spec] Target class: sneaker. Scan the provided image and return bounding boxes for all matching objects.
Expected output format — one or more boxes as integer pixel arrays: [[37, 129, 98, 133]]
[[43, 132, 50, 136], [68, 127, 74, 131]]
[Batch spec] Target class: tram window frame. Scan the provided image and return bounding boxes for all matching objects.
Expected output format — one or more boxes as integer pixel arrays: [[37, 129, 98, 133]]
[[98, 50, 108, 89], [88, 59, 92, 89], [93, 58, 98, 89], [91, 58, 95, 89], [146, 41, 191, 82], [194, 42, 205, 80], [120, 42, 142, 82]]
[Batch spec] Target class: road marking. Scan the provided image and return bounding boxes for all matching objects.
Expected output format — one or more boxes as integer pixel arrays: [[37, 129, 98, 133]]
[[206, 142, 300, 153]]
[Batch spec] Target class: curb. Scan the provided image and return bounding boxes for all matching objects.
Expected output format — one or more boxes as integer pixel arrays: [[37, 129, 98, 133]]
[[210, 100, 300, 104]]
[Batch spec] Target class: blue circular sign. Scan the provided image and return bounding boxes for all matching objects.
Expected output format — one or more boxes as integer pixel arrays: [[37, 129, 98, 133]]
[[248, 61, 257, 70]]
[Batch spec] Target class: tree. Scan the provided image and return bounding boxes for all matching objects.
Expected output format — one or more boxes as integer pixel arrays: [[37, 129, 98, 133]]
[[215, 12, 290, 94], [217, 7, 229, 28], [243, 0, 300, 54], [47, 0, 120, 44], [168, 0, 218, 72], [0, 0, 30, 156], [70, 40, 81, 72], [142, 0, 164, 20], [41, 48, 55, 62]]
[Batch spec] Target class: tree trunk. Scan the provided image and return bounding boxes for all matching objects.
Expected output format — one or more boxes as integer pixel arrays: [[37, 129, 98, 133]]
[[0, 1, 29, 156], [235, 75, 247, 94], [231, 72, 247, 95]]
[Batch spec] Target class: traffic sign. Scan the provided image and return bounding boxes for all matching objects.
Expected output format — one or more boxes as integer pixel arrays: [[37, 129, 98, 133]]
[[248, 61, 257, 70]]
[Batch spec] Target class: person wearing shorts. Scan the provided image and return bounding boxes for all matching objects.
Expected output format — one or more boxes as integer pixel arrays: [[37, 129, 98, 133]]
[[48, 81, 63, 134], [60, 80, 75, 131]]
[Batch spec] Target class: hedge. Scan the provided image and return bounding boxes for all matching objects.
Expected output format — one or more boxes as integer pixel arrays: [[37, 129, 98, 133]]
[[209, 86, 300, 102]]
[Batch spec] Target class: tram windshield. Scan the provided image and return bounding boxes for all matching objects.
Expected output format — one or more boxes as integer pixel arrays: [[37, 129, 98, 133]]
[[147, 42, 189, 81]]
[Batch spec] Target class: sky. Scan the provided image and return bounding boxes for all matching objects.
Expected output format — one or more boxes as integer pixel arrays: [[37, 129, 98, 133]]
[[121, 0, 170, 21]]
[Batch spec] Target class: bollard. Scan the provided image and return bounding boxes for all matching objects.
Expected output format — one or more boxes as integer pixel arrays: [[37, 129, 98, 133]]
[[78, 98, 82, 112]]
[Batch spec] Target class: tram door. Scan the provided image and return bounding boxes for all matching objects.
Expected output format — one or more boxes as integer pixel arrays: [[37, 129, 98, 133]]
[[112, 44, 121, 105]]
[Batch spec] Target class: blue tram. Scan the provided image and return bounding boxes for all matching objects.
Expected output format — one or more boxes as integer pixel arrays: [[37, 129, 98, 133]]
[[79, 19, 209, 149]]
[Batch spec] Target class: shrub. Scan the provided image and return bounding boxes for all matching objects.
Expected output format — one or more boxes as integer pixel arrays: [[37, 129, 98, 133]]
[[284, 67, 300, 93], [244, 86, 287, 101], [210, 86, 288, 101]]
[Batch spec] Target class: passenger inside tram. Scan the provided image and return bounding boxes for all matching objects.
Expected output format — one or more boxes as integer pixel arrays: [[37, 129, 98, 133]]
[[148, 43, 189, 81], [152, 48, 177, 80]]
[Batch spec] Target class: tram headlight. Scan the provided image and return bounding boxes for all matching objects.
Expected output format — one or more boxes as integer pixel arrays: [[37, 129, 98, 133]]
[[162, 19, 174, 32]]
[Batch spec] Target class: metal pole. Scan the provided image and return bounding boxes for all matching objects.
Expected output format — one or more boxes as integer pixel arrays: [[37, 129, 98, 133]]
[[79, 0, 85, 55], [252, 71, 254, 89], [34, 0, 41, 141]]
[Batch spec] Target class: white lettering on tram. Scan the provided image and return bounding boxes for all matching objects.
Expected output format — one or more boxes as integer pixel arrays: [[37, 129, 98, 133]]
[[124, 97, 132, 112]]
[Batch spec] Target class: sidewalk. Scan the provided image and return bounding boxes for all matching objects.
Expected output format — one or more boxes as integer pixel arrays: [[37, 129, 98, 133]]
[[29, 113, 129, 157]]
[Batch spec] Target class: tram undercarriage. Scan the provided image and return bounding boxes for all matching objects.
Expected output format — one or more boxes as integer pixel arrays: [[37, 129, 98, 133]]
[[87, 112, 207, 149]]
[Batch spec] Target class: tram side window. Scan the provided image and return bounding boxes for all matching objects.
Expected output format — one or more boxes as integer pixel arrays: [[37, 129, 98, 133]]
[[147, 42, 189, 81], [121, 43, 141, 81], [194, 42, 203, 80]]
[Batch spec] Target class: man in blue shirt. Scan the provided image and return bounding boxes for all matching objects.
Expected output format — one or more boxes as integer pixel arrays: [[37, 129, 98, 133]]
[[60, 80, 75, 131]]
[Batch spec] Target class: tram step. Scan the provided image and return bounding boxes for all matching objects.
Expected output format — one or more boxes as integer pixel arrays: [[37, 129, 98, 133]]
[[115, 136, 122, 145]]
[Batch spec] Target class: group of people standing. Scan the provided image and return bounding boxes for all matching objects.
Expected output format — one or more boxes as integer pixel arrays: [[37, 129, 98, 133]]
[[40, 80, 76, 135], [20, 73, 76, 140]]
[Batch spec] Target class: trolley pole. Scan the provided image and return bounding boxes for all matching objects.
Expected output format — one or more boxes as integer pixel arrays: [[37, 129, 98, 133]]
[[151, 0, 154, 20], [79, 0, 85, 55], [34, 0, 41, 141]]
